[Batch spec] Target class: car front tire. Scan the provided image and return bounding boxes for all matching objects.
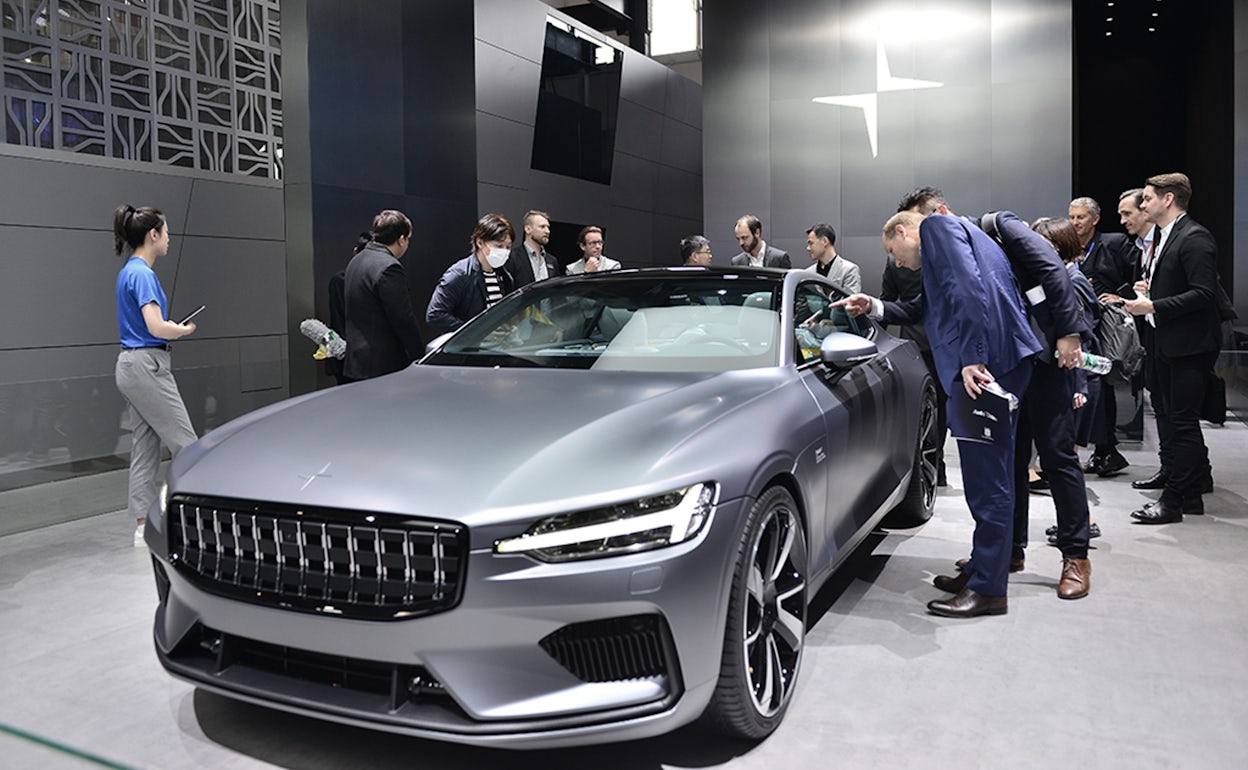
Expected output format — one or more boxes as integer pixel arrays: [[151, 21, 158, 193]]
[[704, 486, 807, 739]]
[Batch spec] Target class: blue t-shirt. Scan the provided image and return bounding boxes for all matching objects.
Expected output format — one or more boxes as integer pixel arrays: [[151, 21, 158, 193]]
[[116, 256, 167, 348]]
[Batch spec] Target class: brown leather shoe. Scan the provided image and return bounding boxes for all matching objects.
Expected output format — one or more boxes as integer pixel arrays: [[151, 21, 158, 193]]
[[1058, 557, 1091, 600], [927, 587, 1008, 618], [933, 571, 969, 593], [955, 557, 1024, 572]]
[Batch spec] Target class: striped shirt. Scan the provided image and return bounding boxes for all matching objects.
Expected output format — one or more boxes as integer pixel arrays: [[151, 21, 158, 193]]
[[483, 271, 504, 307]]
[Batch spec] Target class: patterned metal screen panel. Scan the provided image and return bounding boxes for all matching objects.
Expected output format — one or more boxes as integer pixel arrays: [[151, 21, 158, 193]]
[[1, 0, 282, 178]]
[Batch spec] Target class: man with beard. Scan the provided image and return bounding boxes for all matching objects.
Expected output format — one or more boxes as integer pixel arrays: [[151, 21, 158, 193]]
[[730, 214, 791, 268], [506, 209, 560, 287]]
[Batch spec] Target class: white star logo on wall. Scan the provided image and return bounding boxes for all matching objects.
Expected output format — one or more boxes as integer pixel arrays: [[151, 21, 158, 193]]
[[812, 41, 943, 158]]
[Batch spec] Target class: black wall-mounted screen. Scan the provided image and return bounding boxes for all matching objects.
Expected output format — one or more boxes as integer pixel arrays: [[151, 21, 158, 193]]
[[531, 22, 622, 185]]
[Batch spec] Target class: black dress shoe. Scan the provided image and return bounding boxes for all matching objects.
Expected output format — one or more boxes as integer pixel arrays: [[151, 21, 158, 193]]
[[954, 557, 1023, 572], [1141, 499, 1203, 516], [933, 572, 969, 593], [1131, 500, 1184, 524], [1096, 451, 1129, 477], [1132, 470, 1168, 490], [1082, 455, 1105, 475], [927, 587, 1008, 618]]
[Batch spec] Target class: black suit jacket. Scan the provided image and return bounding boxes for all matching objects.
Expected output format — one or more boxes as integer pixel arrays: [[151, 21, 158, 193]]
[[1081, 231, 1136, 296], [730, 244, 791, 269], [506, 243, 560, 288], [343, 243, 425, 380], [1150, 215, 1221, 358]]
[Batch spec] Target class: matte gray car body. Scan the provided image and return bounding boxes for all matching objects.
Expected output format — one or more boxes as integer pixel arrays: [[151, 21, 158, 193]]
[[146, 267, 936, 749]]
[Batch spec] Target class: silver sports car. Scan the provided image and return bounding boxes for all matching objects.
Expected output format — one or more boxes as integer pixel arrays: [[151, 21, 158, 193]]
[[146, 267, 938, 749]]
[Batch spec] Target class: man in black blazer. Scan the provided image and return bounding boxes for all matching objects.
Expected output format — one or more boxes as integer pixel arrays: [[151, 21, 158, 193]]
[[730, 214, 792, 268], [506, 209, 561, 288], [1123, 173, 1222, 523], [342, 210, 424, 381]]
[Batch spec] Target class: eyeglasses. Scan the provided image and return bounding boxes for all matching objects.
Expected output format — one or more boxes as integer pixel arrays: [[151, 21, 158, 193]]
[[695, 250, 712, 256], [584, 240, 604, 247]]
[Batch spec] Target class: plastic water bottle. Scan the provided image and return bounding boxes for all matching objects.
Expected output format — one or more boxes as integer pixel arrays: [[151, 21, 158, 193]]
[[1056, 350, 1113, 375]]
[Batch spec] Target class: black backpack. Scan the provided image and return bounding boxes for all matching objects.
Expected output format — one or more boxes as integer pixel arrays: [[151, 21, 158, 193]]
[[1095, 301, 1145, 382]]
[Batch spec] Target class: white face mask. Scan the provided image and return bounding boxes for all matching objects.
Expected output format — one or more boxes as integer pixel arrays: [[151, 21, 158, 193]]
[[485, 246, 510, 269]]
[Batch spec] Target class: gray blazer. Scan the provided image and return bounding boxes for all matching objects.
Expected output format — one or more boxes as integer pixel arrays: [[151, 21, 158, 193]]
[[802, 255, 862, 294]]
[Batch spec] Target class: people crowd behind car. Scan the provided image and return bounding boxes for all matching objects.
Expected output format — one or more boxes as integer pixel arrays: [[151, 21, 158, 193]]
[[342, 210, 425, 382], [565, 226, 621, 274], [426, 213, 517, 334], [731, 214, 791, 268], [112, 203, 199, 546]]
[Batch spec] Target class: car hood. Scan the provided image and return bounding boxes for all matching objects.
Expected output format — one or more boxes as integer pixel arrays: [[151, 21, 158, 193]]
[[172, 364, 790, 525]]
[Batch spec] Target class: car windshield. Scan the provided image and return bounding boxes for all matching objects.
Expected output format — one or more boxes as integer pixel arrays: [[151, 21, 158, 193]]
[[425, 271, 782, 372]]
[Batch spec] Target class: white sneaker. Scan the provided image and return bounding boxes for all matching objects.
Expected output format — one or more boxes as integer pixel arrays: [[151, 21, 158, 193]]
[[134, 521, 146, 548]]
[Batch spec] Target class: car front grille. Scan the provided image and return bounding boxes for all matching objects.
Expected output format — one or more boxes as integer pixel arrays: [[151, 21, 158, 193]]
[[539, 615, 673, 682], [167, 495, 466, 621]]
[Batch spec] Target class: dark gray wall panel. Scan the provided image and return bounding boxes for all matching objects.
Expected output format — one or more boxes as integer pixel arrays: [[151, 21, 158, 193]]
[[475, 41, 541, 125], [841, 235, 887, 296], [665, 70, 703, 130], [615, 97, 666, 162], [654, 164, 702, 222], [620, 53, 669, 115], [476, 112, 536, 190], [305, 0, 406, 194], [602, 211, 653, 268], [239, 336, 285, 393], [174, 236, 288, 338], [0, 224, 123, 349], [0, 152, 194, 231], [609, 153, 660, 212], [183, 178, 286, 240], [653, 213, 702, 266], [474, 0, 548, 65], [659, 117, 703, 175]]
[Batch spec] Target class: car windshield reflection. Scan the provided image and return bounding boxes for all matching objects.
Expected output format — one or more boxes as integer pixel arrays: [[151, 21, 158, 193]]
[[426, 272, 782, 372]]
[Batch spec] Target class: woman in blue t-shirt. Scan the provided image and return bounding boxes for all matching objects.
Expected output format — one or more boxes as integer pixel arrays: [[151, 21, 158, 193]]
[[113, 204, 198, 546]]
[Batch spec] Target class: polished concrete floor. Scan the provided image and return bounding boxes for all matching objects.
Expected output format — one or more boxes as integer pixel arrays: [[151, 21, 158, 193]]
[[2, 414, 1246, 770]]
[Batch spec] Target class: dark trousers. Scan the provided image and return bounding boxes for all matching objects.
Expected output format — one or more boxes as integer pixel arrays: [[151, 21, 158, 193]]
[[1013, 362, 1091, 560], [1152, 349, 1217, 504], [961, 362, 1033, 597], [1090, 375, 1118, 451]]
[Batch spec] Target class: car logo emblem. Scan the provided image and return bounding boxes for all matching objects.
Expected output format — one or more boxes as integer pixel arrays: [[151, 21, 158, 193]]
[[297, 462, 333, 491]]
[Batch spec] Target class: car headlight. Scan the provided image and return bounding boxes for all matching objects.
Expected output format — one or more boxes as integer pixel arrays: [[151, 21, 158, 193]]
[[494, 483, 716, 562], [159, 482, 168, 516]]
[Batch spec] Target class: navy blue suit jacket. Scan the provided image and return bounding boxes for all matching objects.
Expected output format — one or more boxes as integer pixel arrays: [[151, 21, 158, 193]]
[[881, 215, 1042, 394]]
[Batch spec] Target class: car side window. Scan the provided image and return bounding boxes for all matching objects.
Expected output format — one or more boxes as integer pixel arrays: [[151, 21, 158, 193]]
[[794, 282, 868, 363]]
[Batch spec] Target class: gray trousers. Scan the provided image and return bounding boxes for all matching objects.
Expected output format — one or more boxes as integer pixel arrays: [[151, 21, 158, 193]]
[[115, 348, 197, 522]]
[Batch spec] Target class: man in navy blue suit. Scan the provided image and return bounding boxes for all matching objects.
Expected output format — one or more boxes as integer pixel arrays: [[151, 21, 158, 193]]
[[836, 210, 1042, 617]]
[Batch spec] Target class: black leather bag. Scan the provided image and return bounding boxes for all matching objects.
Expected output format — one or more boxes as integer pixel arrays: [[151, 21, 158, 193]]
[[1096, 301, 1145, 382], [1202, 372, 1227, 425]]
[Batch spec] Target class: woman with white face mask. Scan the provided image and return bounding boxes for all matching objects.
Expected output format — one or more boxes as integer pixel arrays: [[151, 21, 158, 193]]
[[426, 213, 517, 334]]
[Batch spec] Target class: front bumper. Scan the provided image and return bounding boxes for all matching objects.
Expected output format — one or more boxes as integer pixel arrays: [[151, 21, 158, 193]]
[[148, 496, 748, 749]]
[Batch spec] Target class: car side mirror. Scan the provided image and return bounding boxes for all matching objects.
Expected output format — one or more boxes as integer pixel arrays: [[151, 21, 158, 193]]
[[820, 332, 878, 371]]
